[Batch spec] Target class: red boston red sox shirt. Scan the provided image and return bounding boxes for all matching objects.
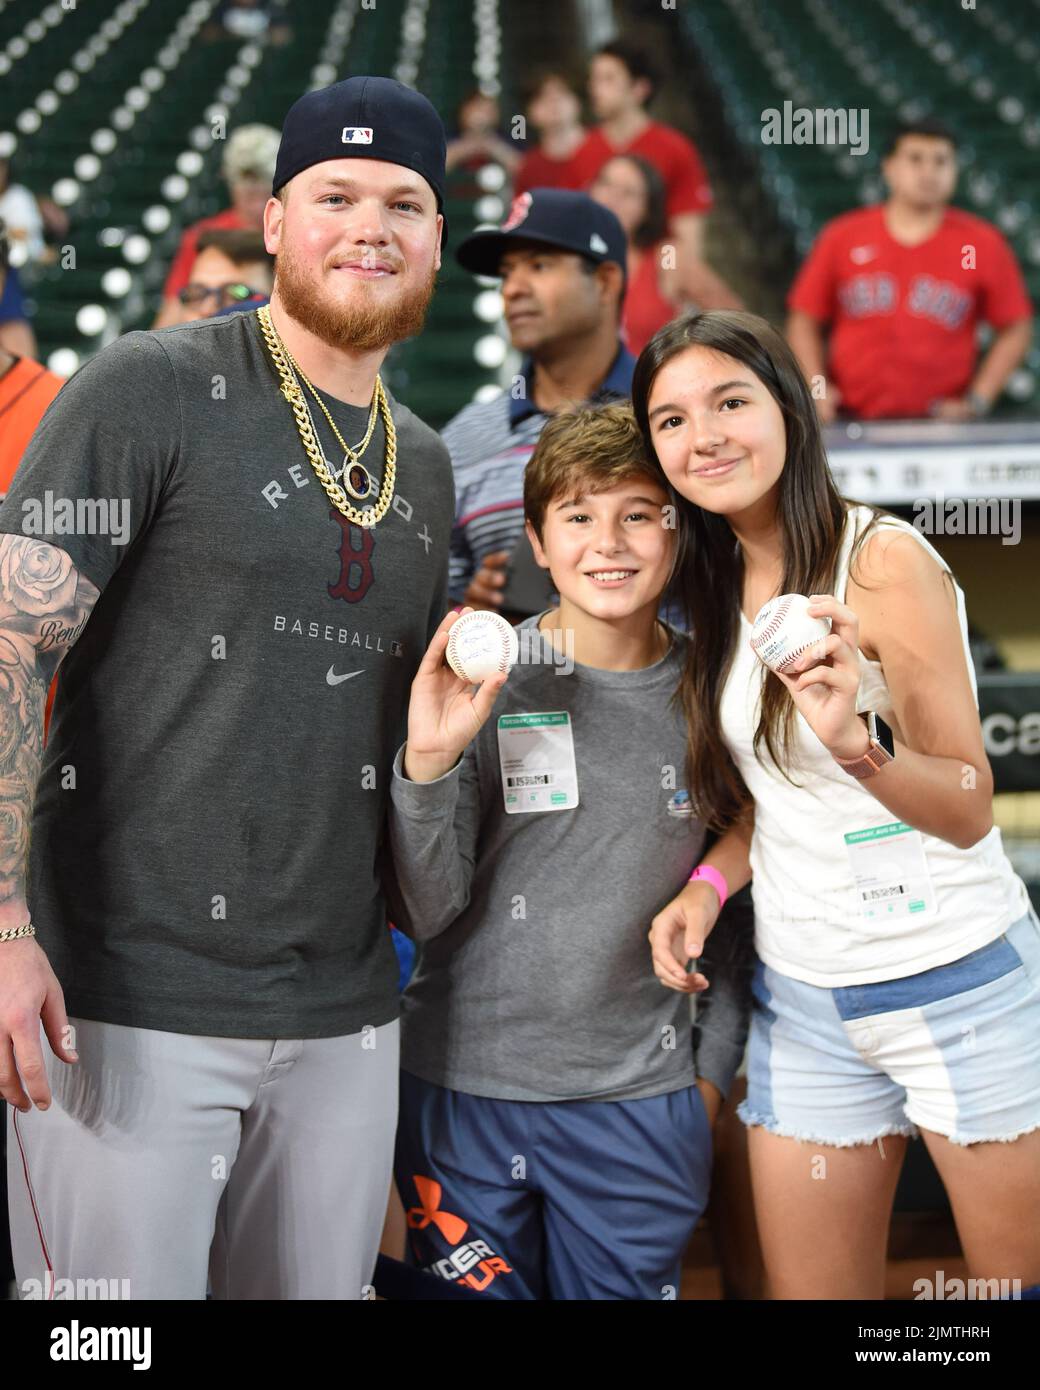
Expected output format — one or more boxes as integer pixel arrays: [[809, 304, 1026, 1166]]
[[788, 204, 1032, 418], [515, 121, 713, 221], [621, 241, 680, 355]]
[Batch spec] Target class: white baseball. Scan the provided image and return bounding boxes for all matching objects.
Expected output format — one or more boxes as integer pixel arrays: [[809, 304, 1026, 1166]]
[[750, 593, 831, 674], [445, 610, 518, 683]]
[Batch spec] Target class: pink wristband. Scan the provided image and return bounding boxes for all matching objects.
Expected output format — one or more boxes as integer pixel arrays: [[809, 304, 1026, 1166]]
[[688, 863, 728, 911]]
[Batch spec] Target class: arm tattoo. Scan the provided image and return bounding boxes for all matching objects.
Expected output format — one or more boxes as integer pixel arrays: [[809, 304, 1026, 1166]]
[[0, 536, 99, 907]]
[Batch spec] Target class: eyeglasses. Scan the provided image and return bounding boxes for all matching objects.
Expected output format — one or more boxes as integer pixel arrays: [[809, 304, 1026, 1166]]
[[178, 281, 262, 307]]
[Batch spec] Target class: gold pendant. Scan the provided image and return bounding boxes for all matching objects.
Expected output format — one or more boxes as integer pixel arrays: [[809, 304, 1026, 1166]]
[[343, 458, 374, 500]]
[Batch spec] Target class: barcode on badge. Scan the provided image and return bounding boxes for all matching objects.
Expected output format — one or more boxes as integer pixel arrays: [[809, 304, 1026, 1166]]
[[862, 884, 906, 902]]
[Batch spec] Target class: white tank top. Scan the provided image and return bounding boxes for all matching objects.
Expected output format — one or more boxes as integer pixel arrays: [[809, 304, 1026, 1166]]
[[719, 504, 1030, 986]]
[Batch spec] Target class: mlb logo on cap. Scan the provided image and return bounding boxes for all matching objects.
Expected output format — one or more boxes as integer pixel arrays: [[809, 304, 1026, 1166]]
[[341, 127, 374, 144], [589, 233, 608, 254]]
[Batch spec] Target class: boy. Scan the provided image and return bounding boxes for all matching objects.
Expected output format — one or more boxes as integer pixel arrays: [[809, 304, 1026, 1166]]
[[383, 402, 750, 1299]]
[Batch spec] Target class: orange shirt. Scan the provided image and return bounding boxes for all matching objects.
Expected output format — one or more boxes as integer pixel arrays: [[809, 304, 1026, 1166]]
[[0, 354, 66, 735], [0, 355, 65, 494]]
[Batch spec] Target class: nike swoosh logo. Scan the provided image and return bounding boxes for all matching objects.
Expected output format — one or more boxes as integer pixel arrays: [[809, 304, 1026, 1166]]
[[326, 666, 366, 686]]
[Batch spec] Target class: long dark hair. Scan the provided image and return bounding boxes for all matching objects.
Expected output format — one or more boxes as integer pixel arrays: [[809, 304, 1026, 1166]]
[[608, 154, 667, 249], [631, 309, 880, 831]]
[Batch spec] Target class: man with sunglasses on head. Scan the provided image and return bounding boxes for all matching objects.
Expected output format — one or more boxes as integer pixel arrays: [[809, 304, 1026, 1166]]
[[176, 228, 274, 323]]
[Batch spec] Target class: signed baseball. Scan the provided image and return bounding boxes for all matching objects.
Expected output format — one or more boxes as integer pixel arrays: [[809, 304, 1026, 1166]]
[[445, 610, 518, 683], [750, 593, 831, 674]]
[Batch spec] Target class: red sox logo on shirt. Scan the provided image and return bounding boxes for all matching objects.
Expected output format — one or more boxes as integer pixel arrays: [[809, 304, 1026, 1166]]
[[838, 271, 971, 329], [502, 191, 533, 231], [328, 510, 375, 603], [260, 473, 379, 604]]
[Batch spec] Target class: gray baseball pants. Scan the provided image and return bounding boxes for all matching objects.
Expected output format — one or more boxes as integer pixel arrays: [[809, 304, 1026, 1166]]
[[7, 1016, 398, 1299]]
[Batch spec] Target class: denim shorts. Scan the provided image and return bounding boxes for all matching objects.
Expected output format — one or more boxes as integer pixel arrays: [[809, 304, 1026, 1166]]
[[738, 905, 1040, 1147]]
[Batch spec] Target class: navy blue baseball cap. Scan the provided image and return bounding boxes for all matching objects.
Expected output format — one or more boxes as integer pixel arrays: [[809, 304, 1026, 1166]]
[[273, 76, 447, 223], [455, 188, 627, 284]]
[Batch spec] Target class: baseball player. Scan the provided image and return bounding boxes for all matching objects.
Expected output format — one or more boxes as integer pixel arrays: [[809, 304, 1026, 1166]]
[[2, 75, 454, 1300]]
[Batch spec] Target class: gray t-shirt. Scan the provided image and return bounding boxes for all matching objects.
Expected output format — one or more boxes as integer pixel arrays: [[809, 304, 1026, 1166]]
[[0, 310, 454, 1038], [385, 614, 751, 1103]]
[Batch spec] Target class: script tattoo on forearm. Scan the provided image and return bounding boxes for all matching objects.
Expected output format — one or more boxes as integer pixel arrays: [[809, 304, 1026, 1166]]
[[0, 536, 99, 905]]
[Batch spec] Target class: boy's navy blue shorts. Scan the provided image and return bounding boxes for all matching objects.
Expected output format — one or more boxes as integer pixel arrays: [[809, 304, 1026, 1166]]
[[394, 1068, 712, 1299]]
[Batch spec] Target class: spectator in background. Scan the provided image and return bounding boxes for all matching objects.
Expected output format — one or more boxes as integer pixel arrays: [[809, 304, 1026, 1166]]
[[513, 43, 722, 311], [514, 45, 714, 268], [0, 161, 56, 361], [174, 229, 274, 324], [787, 118, 1033, 421], [584, 41, 714, 263], [442, 189, 631, 619], [0, 259, 37, 361], [0, 158, 71, 359], [512, 70, 589, 193], [590, 154, 742, 354], [203, 0, 291, 45], [0, 159, 46, 268], [445, 90, 521, 179], [0, 158, 69, 271], [0, 219, 63, 495], [152, 124, 280, 328]]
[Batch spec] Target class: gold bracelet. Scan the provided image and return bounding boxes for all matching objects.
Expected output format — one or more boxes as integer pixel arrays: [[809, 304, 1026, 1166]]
[[0, 922, 35, 943]]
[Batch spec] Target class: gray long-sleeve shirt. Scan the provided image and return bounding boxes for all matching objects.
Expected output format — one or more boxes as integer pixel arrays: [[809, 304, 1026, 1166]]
[[383, 613, 752, 1103]]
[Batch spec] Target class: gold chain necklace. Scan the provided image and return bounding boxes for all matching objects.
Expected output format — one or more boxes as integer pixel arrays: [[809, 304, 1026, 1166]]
[[257, 304, 397, 528], [293, 366, 383, 502], [283, 344, 380, 464]]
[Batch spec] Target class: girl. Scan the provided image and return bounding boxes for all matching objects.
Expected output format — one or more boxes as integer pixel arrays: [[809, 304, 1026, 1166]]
[[588, 155, 742, 355], [634, 309, 1040, 1300]]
